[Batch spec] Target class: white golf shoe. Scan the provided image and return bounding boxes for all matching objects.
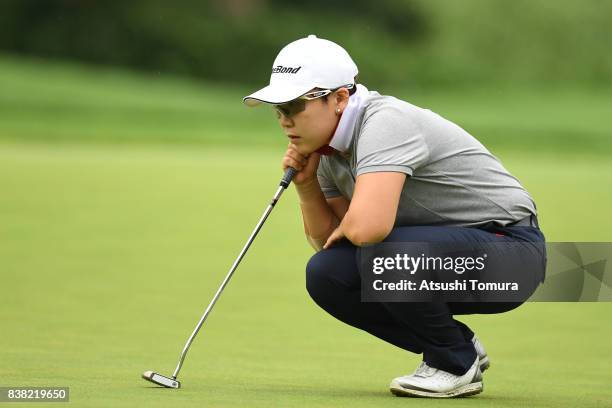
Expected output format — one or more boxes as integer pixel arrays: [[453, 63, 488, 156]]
[[472, 335, 490, 372], [389, 357, 483, 398]]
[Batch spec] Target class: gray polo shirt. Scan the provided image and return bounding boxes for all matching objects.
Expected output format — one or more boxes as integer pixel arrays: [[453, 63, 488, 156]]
[[317, 89, 537, 228]]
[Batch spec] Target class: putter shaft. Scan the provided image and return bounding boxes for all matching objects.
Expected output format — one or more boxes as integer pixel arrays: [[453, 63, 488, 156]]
[[171, 168, 297, 380]]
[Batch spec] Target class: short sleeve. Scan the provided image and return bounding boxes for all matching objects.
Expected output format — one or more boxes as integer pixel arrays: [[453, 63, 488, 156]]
[[356, 107, 430, 177], [316, 159, 342, 199]]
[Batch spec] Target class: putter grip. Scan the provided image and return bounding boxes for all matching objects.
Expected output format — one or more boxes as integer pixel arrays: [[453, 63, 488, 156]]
[[280, 167, 298, 188]]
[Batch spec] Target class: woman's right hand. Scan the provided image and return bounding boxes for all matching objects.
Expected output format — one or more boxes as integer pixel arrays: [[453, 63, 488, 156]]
[[282, 143, 321, 186]]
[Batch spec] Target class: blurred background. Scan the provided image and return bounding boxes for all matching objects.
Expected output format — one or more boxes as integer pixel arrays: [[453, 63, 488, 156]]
[[3, 0, 612, 87], [1, 0, 611, 150], [1, 1, 611, 407]]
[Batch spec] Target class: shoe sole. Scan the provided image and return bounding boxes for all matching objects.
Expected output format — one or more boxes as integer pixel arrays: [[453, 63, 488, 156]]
[[389, 380, 483, 398]]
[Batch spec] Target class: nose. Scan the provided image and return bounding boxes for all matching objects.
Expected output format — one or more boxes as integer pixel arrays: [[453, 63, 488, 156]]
[[279, 112, 294, 128]]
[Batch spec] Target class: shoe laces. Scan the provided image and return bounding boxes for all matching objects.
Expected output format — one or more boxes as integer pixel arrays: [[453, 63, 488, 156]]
[[413, 362, 437, 378], [410, 361, 426, 376]]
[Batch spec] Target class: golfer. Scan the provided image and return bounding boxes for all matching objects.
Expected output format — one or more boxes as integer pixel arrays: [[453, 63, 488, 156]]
[[243, 35, 546, 398]]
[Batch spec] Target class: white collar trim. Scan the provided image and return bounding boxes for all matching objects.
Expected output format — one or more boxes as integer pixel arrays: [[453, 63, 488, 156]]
[[328, 84, 368, 153]]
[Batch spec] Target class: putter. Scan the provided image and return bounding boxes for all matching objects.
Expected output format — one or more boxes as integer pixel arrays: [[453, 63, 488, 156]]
[[142, 167, 298, 389]]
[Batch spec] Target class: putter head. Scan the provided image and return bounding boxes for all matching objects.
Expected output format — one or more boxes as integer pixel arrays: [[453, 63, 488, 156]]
[[142, 371, 181, 388]]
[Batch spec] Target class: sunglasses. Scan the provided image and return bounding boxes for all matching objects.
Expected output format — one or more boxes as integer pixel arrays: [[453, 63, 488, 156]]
[[274, 84, 354, 118]]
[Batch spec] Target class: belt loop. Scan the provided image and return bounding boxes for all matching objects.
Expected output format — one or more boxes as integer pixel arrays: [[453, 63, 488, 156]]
[[531, 214, 539, 229], [532, 201, 540, 229]]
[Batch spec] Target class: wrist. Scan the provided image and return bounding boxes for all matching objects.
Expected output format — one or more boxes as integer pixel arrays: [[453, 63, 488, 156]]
[[295, 177, 321, 198]]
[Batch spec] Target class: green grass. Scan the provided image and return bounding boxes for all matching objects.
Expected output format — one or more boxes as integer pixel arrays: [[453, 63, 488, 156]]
[[1, 56, 611, 407], [1, 142, 611, 407]]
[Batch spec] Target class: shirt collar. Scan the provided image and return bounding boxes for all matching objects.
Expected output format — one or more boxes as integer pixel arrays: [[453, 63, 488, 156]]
[[328, 84, 368, 153]]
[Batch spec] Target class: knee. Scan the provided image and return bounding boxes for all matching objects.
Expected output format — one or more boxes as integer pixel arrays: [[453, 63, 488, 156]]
[[305, 245, 358, 310], [305, 251, 332, 303]]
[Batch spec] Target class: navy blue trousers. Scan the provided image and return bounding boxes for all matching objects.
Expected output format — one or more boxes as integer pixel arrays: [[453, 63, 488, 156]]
[[305, 222, 546, 376]]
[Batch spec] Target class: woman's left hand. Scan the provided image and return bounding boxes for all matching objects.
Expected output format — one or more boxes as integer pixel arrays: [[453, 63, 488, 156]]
[[323, 225, 346, 249]]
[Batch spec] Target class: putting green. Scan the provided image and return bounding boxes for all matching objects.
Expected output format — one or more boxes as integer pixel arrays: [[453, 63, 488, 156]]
[[1, 55, 611, 406], [1, 142, 611, 407]]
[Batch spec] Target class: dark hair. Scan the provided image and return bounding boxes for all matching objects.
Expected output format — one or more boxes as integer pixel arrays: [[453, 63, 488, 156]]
[[348, 75, 359, 96]]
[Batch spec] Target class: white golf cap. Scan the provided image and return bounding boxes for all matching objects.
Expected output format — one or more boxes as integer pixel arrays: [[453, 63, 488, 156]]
[[243, 35, 358, 107]]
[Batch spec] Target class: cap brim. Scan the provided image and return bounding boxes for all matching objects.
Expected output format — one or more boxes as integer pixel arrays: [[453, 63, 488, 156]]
[[243, 83, 313, 107]]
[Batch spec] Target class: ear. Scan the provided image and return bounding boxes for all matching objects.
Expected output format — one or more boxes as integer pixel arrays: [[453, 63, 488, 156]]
[[334, 87, 350, 110]]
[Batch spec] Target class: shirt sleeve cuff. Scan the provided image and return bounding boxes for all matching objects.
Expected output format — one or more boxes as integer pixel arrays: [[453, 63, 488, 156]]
[[356, 164, 414, 177], [321, 188, 342, 199]]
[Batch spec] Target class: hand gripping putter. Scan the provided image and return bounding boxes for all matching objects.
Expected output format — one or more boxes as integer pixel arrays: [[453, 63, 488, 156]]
[[142, 167, 298, 389]]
